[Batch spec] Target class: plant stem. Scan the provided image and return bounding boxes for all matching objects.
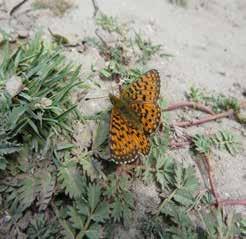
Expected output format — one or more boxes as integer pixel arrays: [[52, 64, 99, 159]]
[[155, 189, 177, 216], [202, 154, 220, 207], [169, 139, 191, 149], [173, 109, 234, 128], [164, 101, 215, 115], [218, 199, 246, 206], [77, 214, 93, 239]]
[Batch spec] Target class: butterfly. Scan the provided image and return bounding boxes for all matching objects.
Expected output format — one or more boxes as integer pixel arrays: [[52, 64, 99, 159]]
[[109, 69, 161, 164]]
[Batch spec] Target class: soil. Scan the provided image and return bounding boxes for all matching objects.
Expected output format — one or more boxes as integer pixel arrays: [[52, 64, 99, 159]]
[[0, 0, 245, 237]]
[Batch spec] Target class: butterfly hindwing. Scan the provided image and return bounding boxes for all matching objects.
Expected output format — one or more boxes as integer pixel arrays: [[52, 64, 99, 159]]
[[130, 102, 161, 134], [109, 108, 150, 164]]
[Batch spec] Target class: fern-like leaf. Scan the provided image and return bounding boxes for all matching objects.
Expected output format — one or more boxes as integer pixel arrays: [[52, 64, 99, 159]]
[[63, 184, 109, 239], [27, 213, 59, 239], [58, 161, 86, 198], [104, 174, 134, 223], [36, 170, 55, 211], [67, 206, 85, 229], [193, 134, 212, 154], [88, 184, 101, 212], [18, 176, 37, 211], [211, 130, 239, 155]]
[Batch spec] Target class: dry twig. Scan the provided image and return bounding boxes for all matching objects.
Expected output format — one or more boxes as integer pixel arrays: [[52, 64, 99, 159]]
[[9, 0, 28, 16], [91, 0, 99, 18]]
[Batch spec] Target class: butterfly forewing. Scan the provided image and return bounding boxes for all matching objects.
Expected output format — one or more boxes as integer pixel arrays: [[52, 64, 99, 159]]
[[121, 69, 160, 102]]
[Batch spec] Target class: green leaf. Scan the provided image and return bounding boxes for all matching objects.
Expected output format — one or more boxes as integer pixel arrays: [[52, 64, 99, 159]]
[[239, 218, 246, 236], [212, 131, 239, 155], [156, 156, 166, 169], [77, 201, 90, 217], [93, 112, 110, 148], [85, 223, 101, 239], [88, 184, 101, 211], [92, 201, 110, 222], [8, 105, 27, 130], [36, 170, 55, 211], [78, 154, 99, 180], [174, 189, 194, 207], [58, 161, 86, 198], [193, 134, 212, 154], [60, 219, 75, 239], [156, 171, 166, 188], [27, 213, 59, 239], [111, 199, 122, 222], [27, 118, 41, 137], [0, 141, 20, 155], [67, 206, 85, 229], [18, 176, 37, 211], [182, 167, 198, 192], [174, 166, 183, 189]]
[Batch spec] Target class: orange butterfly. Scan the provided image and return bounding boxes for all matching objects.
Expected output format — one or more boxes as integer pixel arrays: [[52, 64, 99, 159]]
[[109, 69, 161, 164]]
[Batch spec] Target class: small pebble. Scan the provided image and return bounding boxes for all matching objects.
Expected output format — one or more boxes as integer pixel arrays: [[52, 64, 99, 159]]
[[5, 76, 24, 97], [8, 33, 17, 43]]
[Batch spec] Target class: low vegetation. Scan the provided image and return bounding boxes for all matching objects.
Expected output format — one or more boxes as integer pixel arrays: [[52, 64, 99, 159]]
[[0, 12, 245, 239]]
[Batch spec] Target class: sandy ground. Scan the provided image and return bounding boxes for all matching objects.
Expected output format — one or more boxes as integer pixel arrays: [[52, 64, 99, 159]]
[[0, 0, 245, 229]]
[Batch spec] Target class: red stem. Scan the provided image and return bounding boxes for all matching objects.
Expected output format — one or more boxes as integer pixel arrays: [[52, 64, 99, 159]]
[[219, 199, 246, 206], [169, 140, 191, 149], [173, 109, 234, 128], [203, 155, 221, 207], [164, 101, 215, 115]]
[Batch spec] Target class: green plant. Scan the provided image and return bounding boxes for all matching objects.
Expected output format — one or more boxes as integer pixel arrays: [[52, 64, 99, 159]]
[[187, 86, 205, 102], [239, 218, 246, 237], [0, 14, 243, 239], [192, 130, 240, 155], [133, 32, 163, 64], [96, 13, 128, 36], [1, 169, 55, 213], [88, 13, 169, 80], [0, 33, 81, 155], [186, 86, 240, 113], [198, 209, 239, 239], [59, 184, 110, 239], [58, 160, 86, 199], [27, 213, 60, 239], [104, 174, 134, 223]]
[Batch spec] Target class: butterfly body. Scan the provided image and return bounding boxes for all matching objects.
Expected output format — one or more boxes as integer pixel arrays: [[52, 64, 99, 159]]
[[109, 69, 161, 164], [109, 94, 142, 130]]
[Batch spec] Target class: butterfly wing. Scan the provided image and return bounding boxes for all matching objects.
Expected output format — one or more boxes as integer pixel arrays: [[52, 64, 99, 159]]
[[109, 108, 150, 164], [109, 69, 161, 164], [121, 69, 160, 103], [130, 102, 161, 134]]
